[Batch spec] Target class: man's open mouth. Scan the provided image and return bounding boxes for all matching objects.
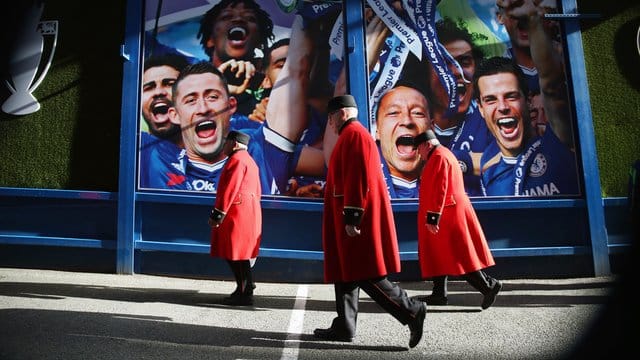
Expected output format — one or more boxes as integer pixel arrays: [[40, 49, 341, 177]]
[[149, 99, 171, 125], [196, 120, 217, 138], [151, 101, 170, 115], [396, 135, 416, 155], [497, 117, 519, 138], [456, 83, 467, 97], [228, 26, 247, 42]]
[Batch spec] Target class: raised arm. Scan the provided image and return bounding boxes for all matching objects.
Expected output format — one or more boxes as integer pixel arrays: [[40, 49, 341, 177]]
[[528, 1, 573, 149], [503, 0, 573, 148], [323, 13, 390, 166], [265, 15, 313, 143]]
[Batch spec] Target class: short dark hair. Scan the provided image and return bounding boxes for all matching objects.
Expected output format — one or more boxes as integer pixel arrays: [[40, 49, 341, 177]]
[[394, 77, 431, 101], [473, 56, 529, 101], [197, 0, 274, 60], [394, 58, 434, 117], [172, 61, 229, 102], [144, 53, 190, 73], [262, 38, 290, 69], [375, 77, 433, 119]]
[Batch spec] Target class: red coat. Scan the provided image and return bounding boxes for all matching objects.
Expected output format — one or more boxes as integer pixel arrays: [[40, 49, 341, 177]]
[[210, 150, 262, 260], [322, 120, 401, 282], [417, 145, 495, 277]]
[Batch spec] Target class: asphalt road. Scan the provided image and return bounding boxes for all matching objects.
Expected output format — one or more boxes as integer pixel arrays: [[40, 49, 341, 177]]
[[0, 268, 630, 360]]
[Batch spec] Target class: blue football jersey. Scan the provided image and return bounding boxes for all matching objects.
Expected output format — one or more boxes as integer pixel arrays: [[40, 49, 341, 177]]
[[377, 143, 419, 199], [245, 124, 297, 195], [230, 113, 262, 131], [182, 157, 226, 192], [435, 101, 497, 197], [480, 128, 580, 197], [140, 121, 296, 195], [139, 132, 185, 190]]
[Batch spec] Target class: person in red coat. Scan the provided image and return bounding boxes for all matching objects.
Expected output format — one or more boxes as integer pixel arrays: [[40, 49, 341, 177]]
[[314, 95, 427, 349], [208, 130, 262, 306], [414, 130, 502, 309]]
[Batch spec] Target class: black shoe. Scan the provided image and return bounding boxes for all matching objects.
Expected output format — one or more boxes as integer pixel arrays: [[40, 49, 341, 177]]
[[408, 302, 427, 348], [413, 295, 448, 305], [313, 327, 353, 342], [222, 293, 253, 306], [481, 280, 502, 310], [424, 294, 448, 306]]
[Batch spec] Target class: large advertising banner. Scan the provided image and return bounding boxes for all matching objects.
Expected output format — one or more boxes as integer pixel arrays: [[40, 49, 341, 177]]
[[138, 0, 581, 199]]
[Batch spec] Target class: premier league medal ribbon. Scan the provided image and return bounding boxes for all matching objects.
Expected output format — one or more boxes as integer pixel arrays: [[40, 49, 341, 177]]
[[297, 0, 342, 62], [366, 0, 422, 60], [365, 0, 459, 121], [296, 0, 341, 22], [413, 0, 459, 117], [365, 0, 418, 135], [368, 35, 409, 135], [329, 12, 345, 61]]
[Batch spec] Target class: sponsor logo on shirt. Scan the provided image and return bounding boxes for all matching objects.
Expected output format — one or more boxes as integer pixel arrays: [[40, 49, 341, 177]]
[[191, 179, 216, 192]]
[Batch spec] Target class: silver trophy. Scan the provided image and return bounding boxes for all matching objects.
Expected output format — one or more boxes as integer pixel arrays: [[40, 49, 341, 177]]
[[2, 2, 58, 116]]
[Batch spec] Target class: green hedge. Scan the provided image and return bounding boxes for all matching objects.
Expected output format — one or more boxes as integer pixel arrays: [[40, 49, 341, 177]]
[[580, 0, 640, 197]]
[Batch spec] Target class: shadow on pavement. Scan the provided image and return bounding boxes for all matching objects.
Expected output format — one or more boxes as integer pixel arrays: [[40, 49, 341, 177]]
[[0, 308, 406, 359]]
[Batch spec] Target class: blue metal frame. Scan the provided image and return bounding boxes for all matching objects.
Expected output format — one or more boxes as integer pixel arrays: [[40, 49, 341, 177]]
[[0, 188, 117, 250], [343, 0, 370, 124], [562, 0, 610, 275], [0, 188, 114, 200], [116, 0, 143, 274]]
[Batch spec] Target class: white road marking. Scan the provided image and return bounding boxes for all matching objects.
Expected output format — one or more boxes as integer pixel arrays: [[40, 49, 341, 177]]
[[280, 284, 309, 360]]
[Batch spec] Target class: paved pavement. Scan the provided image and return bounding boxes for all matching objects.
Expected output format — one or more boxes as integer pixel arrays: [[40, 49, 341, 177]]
[[0, 268, 630, 360]]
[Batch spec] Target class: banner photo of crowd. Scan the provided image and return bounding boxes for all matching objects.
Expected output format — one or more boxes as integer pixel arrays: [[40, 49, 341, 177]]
[[137, 0, 582, 199]]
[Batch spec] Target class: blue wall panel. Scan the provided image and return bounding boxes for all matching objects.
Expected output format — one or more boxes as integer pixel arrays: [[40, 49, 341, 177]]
[[0, 189, 117, 250], [0, 197, 116, 241]]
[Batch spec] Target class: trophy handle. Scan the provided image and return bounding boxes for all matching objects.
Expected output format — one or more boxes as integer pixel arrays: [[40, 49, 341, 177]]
[[4, 79, 16, 94], [30, 20, 58, 92]]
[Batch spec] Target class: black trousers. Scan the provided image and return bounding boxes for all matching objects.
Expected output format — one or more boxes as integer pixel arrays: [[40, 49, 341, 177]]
[[431, 270, 498, 296], [226, 259, 253, 295], [330, 276, 423, 337]]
